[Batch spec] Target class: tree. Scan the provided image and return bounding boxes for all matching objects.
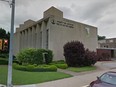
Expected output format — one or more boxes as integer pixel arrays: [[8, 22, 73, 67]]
[[0, 28, 6, 39], [63, 41, 85, 67], [98, 35, 106, 40], [63, 41, 98, 67]]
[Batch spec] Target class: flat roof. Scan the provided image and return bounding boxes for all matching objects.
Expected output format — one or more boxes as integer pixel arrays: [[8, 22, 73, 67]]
[[97, 48, 116, 50]]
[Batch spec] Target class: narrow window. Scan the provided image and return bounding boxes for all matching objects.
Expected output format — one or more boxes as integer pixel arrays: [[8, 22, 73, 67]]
[[46, 29, 49, 49], [40, 31, 42, 48]]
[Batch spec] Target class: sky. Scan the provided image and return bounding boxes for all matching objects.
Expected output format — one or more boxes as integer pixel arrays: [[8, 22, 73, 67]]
[[0, 0, 116, 38]]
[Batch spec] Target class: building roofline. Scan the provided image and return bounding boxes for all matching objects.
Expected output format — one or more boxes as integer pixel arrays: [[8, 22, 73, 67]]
[[97, 48, 116, 50]]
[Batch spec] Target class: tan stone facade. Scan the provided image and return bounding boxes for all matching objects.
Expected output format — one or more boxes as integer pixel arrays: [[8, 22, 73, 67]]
[[14, 6, 98, 60]]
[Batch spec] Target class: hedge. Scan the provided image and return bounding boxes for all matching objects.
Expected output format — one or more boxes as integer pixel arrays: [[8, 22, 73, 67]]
[[0, 53, 9, 58], [13, 63, 57, 72], [54, 64, 68, 69], [0, 58, 8, 65]]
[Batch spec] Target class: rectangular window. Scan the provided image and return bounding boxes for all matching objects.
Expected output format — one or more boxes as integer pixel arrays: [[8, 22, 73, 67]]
[[46, 29, 49, 49], [40, 31, 42, 48]]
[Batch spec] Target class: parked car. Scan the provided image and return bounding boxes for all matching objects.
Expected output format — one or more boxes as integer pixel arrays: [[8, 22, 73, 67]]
[[89, 71, 116, 87]]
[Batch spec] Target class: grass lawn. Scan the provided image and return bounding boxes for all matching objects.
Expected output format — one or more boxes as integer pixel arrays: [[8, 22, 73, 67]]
[[0, 65, 72, 85], [67, 66, 96, 72]]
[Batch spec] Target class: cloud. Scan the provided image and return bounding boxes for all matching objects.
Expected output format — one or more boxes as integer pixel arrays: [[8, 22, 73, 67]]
[[0, 0, 116, 38]]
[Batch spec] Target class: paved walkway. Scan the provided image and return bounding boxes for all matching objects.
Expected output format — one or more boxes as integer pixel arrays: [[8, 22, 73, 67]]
[[1, 61, 116, 87], [57, 61, 116, 76]]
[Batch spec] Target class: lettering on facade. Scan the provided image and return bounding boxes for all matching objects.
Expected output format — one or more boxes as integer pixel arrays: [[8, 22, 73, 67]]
[[51, 19, 74, 28]]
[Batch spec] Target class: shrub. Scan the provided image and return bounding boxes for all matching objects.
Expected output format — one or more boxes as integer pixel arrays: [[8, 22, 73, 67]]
[[13, 63, 57, 72], [98, 53, 111, 61], [63, 41, 98, 67], [0, 58, 8, 65], [0, 53, 9, 58], [83, 49, 98, 66], [54, 64, 68, 69], [13, 63, 26, 71], [35, 65, 57, 72], [52, 60, 66, 64], [63, 41, 85, 67], [16, 48, 40, 65], [16, 48, 53, 65], [37, 49, 53, 64]]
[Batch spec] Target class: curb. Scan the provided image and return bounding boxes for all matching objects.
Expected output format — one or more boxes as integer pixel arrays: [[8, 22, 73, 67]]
[[0, 84, 36, 87], [14, 84, 36, 87]]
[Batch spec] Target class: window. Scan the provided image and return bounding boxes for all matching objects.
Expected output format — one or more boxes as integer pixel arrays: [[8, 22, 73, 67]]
[[40, 31, 42, 48], [85, 27, 90, 35], [46, 29, 49, 49], [109, 40, 113, 43]]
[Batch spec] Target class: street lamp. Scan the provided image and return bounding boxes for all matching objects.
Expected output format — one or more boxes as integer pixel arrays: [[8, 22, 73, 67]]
[[0, 0, 15, 87]]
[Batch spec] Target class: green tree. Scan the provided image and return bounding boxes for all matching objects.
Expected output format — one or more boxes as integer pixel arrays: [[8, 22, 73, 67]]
[[98, 35, 106, 40], [0, 28, 6, 39]]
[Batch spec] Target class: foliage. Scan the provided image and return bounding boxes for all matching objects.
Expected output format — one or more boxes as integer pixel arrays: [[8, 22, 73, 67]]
[[63, 41, 98, 67], [63, 41, 85, 67], [98, 35, 106, 40], [0, 28, 10, 39], [16, 48, 53, 65], [83, 49, 98, 66], [54, 64, 68, 69], [0, 58, 8, 65], [0, 53, 9, 58], [13, 63, 57, 72], [17, 48, 42, 65], [0, 28, 6, 39], [50, 60, 68, 69], [52, 60, 66, 64], [98, 53, 111, 61], [37, 49, 53, 64]]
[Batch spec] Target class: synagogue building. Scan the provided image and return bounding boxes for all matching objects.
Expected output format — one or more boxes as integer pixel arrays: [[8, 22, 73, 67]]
[[14, 6, 98, 60]]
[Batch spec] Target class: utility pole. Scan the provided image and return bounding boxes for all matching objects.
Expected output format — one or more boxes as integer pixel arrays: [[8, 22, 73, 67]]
[[0, 0, 15, 86], [7, 0, 15, 87]]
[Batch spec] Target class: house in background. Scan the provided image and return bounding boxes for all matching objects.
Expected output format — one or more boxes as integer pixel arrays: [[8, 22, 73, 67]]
[[98, 38, 116, 60], [13, 6, 98, 60]]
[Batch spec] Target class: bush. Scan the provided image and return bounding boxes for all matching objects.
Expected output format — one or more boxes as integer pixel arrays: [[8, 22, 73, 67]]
[[16, 48, 53, 65], [98, 53, 111, 61], [50, 60, 68, 69], [13, 63, 57, 72], [63, 41, 85, 67], [37, 49, 53, 64], [13, 63, 27, 71], [63, 41, 98, 67], [83, 49, 98, 66], [52, 60, 66, 64], [0, 58, 8, 65], [0, 53, 9, 58], [54, 64, 68, 69]]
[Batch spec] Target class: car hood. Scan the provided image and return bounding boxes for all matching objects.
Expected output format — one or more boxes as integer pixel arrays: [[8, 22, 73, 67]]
[[93, 82, 116, 87]]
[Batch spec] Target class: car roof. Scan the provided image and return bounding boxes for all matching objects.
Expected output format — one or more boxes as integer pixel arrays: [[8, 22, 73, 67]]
[[106, 71, 116, 76]]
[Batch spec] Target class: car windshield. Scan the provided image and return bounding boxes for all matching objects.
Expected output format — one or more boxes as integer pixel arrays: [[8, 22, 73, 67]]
[[100, 73, 116, 85]]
